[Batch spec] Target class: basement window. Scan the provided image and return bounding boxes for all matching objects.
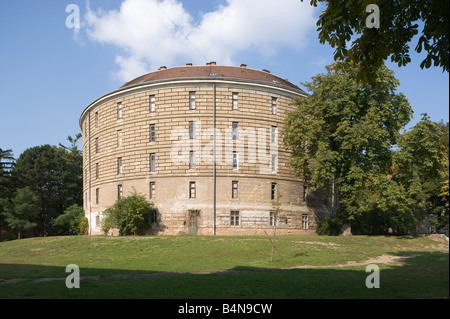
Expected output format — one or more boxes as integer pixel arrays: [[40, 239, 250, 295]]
[[302, 214, 309, 230], [230, 211, 240, 226]]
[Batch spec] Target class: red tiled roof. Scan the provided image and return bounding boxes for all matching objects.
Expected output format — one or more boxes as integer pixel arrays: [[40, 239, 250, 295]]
[[121, 64, 304, 93]]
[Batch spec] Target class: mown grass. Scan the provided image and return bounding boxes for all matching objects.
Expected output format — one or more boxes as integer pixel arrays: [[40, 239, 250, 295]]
[[0, 235, 448, 299]]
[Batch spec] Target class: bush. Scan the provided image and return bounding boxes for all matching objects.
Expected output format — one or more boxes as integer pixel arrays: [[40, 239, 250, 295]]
[[101, 190, 155, 236], [52, 204, 85, 235], [79, 217, 89, 235], [316, 216, 342, 236]]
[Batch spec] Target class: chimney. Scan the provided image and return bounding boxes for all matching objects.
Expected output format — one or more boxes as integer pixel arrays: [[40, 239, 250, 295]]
[[262, 69, 271, 73], [186, 63, 193, 66], [240, 64, 247, 68], [158, 66, 167, 70]]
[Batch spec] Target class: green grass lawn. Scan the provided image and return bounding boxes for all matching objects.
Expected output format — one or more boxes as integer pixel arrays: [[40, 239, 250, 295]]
[[0, 235, 448, 299]]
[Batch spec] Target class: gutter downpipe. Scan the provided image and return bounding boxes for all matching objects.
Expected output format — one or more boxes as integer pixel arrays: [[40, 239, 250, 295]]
[[213, 83, 217, 236], [88, 112, 92, 235]]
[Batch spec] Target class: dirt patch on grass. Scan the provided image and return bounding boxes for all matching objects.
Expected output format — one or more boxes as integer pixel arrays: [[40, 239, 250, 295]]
[[291, 254, 416, 269], [295, 241, 341, 247]]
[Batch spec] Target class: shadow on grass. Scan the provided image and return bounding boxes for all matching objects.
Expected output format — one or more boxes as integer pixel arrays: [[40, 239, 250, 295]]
[[0, 252, 448, 299]]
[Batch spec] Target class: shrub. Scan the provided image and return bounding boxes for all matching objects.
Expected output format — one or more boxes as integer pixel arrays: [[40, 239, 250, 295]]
[[79, 217, 89, 235], [52, 204, 85, 235], [101, 190, 155, 236], [316, 216, 342, 236]]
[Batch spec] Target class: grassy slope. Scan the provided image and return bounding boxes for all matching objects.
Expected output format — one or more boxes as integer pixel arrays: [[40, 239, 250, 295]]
[[0, 235, 448, 298]]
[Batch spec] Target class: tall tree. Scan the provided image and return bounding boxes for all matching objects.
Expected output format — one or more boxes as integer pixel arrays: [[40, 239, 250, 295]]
[[12, 145, 68, 235], [283, 62, 412, 230], [1, 187, 40, 239], [59, 134, 83, 207], [302, 0, 449, 83], [0, 148, 15, 199]]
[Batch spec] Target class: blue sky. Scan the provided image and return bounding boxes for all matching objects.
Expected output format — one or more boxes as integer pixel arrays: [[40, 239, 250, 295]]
[[0, 0, 448, 158]]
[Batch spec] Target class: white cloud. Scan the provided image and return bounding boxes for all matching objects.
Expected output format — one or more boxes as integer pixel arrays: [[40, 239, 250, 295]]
[[82, 0, 316, 82]]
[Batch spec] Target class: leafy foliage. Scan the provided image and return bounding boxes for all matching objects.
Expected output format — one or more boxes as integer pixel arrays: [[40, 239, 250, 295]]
[[101, 190, 156, 236], [52, 204, 85, 235], [316, 216, 342, 235], [302, 0, 449, 83], [1, 187, 40, 239], [283, 62, 412, 230]]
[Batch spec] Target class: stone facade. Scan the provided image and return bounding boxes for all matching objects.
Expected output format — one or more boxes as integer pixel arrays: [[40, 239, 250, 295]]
[[80, 64, 331, 235]]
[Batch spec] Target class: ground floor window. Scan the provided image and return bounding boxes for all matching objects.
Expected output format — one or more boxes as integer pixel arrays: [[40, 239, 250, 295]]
[[230, 211, 240, 226], [302, 214, 309, 230], [269, 212, 277, 226]]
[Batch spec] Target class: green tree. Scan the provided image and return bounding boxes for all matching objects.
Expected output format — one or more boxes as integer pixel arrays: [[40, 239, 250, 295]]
[[0, 148, 15, 227], [283, 62, 412, 231], [59, 134, 83, 207], [393, 116, 448, 232], [52, 204, 85, 235], [1, 187, 40, 239], [12, 145, 69, 235], [0, 148, 15, 199], [101, 190, 155, 236], [302, 0, 449, 83]]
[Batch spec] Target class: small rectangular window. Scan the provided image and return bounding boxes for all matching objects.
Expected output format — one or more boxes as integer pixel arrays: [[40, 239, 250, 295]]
[[150, 153, 156, 172], [189, 151, 196, 169], [117, 157, 123, 174], [230, 211, 240, 226], [271, 126, 278, 144], [95, 163, 99, 179], [232, 151, 238, 169], [271, 97, 277, 115], [95, 137, 99, 153], [150, 124, 156, 142], [270, 212, 277, 226], [302, 214, 309, 230], [117, 130, 123, 147], [232, 92, 238, 110], [189, 121, 196, 139], [271, 154, 277, 173], [118, 102, 123, 119], [118, 184, 123, 200], [232, 181, 238, 199], [95, 187, 100, 204], [271, 182, 277, 200], [95, 112, 99, 128], [232, 122, 238, 140], [189, 181, 196, 199], [189, 92, 196, 110], [150, 182, 156, 199], [149, 95, 156, 112]]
